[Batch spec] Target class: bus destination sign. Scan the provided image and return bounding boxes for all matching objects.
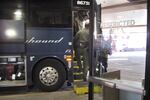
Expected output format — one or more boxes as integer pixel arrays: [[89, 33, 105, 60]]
[[73, 0, 91, 10]]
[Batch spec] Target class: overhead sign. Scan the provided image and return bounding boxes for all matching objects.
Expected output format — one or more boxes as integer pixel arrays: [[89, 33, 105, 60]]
[[76, 0, 90, 5], [102, 20, 136, 28], [73, 0, 91, 10]]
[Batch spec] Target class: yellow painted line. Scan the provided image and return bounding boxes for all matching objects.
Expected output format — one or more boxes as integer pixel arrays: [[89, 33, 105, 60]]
[[73, 66, 80, 69], [74, 80, 83, 82], [73, 72, 83, 75], [74, 86, 102, 95]]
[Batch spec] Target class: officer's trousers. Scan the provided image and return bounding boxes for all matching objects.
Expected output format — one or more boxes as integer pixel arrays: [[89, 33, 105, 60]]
[[75, 47, 89, 80]]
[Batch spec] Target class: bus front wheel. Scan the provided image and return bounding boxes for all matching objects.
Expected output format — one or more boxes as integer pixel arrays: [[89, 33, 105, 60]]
[[33, 59, 66, 92]]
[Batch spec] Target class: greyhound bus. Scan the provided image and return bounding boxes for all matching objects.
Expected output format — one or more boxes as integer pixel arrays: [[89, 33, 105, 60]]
[[0, 0, 91, 91], [0, 0, 90, 91]]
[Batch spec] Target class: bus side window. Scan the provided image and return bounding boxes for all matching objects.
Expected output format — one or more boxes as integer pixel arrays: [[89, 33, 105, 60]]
[[28, 0, 71, 28]]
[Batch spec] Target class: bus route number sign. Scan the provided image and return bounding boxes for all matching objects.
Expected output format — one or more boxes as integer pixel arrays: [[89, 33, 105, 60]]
[[73, 0, 91, 9]]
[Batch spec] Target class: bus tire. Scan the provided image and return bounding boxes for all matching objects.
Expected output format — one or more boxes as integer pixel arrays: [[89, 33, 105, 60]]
[[33, 59, 66, 92]]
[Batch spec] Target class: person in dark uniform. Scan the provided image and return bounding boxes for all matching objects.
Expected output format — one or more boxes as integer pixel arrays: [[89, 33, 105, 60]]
[[74, 20, 89, 81]]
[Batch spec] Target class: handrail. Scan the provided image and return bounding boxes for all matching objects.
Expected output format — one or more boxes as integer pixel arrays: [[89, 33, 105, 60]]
[[89, 77, 116, 88], [88, 76, 145, 95]]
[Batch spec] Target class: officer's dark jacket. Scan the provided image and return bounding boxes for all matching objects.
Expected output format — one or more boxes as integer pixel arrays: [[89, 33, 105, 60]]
[[74, 28, 89, 48]]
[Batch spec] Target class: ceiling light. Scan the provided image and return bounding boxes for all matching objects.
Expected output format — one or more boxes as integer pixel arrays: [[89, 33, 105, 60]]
[[5, 29, 17, 38]]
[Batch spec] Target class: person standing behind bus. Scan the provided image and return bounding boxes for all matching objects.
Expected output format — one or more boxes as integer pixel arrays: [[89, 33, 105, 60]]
[[74, 20, 89, 81], [99, 38, 112, 72]]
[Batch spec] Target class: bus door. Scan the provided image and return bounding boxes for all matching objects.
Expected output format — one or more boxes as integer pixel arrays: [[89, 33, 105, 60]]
[[72, 0, 91, 81], [0, 0, 26, 87]]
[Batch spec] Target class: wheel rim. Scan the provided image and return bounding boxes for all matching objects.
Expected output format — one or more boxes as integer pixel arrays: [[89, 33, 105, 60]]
[[39, 66, 59, 86]]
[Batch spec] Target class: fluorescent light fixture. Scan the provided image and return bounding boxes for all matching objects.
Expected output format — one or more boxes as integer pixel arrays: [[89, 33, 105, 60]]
[[5, 29, 17, 38], [14, 9, 22, 20]]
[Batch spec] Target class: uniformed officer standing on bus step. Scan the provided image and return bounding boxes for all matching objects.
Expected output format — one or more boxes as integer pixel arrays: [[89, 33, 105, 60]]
[[74, 19, 89, 81]]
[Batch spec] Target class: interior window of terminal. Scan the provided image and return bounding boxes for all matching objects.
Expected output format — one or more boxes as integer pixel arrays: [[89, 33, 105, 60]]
[[93, 2, 147, 99], [101, 9, 147, 81]]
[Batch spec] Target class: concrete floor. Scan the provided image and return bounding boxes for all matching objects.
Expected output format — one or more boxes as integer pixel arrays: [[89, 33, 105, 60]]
[[0, 88, 102, 100]]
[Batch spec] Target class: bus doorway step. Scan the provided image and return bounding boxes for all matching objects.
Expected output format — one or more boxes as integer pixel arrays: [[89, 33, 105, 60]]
[[73, 81, 102, 95]]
